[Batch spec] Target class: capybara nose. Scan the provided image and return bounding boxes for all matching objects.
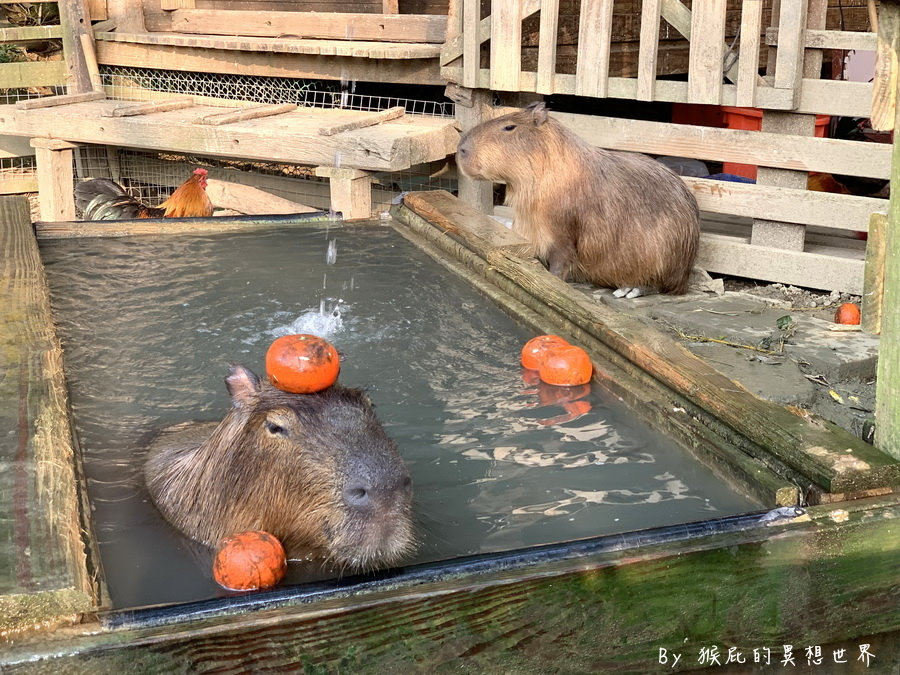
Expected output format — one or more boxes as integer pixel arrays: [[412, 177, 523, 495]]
[[343, 483, 372, 509]]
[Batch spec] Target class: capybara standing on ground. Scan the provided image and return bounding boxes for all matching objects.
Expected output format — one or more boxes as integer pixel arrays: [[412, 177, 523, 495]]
[[145, 365, 414, 570], [456, 103, 700, 298]]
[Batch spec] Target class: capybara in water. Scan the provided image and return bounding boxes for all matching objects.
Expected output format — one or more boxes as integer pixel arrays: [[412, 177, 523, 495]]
[[456, 103, 700, 297], [145, 365, 414, 570]]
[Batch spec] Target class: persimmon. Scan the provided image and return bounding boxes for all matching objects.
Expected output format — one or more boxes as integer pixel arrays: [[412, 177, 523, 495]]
[[213, 530, 287, 591], [538, 345, 593, 386], [521, 334, 570, 370], [834, 302, 861, 325], [266, 334, 340, 393]]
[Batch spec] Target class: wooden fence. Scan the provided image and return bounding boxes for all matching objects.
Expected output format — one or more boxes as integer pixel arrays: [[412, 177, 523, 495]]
[[443, 0, 886, 294]]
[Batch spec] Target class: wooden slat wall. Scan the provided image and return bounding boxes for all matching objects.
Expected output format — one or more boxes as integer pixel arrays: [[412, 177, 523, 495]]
[[635, 0, 662, 101], [535, 0, 559, 94], [461, 0, 480, 87], [736, 0, 765, 107], [489, 0, 521, 91]]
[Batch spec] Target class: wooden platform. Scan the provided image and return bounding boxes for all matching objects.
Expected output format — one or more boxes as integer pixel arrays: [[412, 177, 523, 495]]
[[0, 99, 458, 172]]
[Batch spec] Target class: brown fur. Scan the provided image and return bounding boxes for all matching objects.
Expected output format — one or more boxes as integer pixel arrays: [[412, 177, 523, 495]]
[[457, 103, 700, 294], [145, 365, 414, 570]]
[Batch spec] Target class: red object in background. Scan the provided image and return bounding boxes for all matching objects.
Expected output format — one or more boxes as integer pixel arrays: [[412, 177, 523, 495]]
[[720, 107, 830, 179]]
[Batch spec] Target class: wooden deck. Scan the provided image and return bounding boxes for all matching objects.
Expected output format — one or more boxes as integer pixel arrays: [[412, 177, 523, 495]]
[[0, 99, 459, 172]]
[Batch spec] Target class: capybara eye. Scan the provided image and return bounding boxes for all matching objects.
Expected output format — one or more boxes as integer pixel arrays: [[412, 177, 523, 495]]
[[265, 421, 286, 436], [502, 124, 517, 132]]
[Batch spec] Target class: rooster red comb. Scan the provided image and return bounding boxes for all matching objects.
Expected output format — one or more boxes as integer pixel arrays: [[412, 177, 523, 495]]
[[193, 168, 208, 176]]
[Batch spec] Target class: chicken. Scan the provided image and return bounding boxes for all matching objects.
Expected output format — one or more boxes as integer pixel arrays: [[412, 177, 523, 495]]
[[75, 168, 214, 220]]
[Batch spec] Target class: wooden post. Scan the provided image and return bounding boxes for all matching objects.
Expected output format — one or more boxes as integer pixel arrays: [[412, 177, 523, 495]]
[[449, 87, 493, 215], [58, 0, 95, 94], [31, 139, 78, 222], [875, 1, 900, 459], [315, 167, 372, 220], [862, 211, 888, 334]]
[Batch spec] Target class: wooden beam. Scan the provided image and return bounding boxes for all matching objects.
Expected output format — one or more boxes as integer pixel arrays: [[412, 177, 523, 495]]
[[454, 88, 493, 214], [169, 10, 447, 43], [382, 0, 398, 13], [105, 0, 145, 32], [32, 143, 76, 225], [635, 0, 662, 101], [574, 0, 614, 98], [0, 25, 63, 41], [317, 106, 405, 136], [101, 97, 195, 117], [194, 104, 298, 126], [876, 0, 900, 460], [736, 0, 764, 107], [687, 0, 727, 104], [773, 0, 808, 107], [59, 0, 96, 94], [204, 179, 317, 214], [490, 0, 523, 92], [766, 27, 878, 52], [535, 0, 560, 95], [461, 0, 480, 87], [160, 0, 194, 8], [872, 2, 900, 131], [862, 211, 888, 334], [316, 167, 372, 220]]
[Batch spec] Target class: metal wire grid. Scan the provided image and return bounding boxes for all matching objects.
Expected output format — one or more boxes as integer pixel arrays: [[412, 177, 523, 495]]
[[99, 66, 455, 117], [0, 154, 37, 193], [73, 145, 457, 215], [0, 83, 64, 105]]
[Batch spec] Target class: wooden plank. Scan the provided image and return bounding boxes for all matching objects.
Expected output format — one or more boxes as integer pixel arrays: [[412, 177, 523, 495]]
[[1, 101, 459, 172], [876, 0, 900, 458], [35, 214, 334, 238], [687, 0, 727, 104], [15, 91, 104, 110], [0, 176, 38, 194], [169, 10, 448, 43], [101, 97, 195, 117], [871, 3, 900, 131], [94, 31, 442, 59], [79, 33, 103, 92], [327, 173, 373, 219], [773, 0, 808, 106], [635, 0, 661, 101], [737, 0, 764, 107], [766, 27, 878, 51], [195, 103, 297, 126], [160, 0, 195, 8], [86, 0, 107, 21], [490, 0, 522, 92], [441, 0, 539, 66], [33, 145, 75, 221], [401, 191, 896, 492], [0, 136, 34, 159], [59, 0, 95, 93], [684, 176, 879, 233], [0, 61, 67, 89], [0, 196, 95, 637], [540, 110, 892, 181], [574, 0, 614, 98], [382, 0, 398, 13], [317, 106, 405, 136], [698, 231, 864, 295], [535, 0, 559, 95], [203, 179, 317, 214], [862, 211, 888, 334], [461, 0, 480, 87], [0, 25, 63, 42], [105, 0, 145, 32]]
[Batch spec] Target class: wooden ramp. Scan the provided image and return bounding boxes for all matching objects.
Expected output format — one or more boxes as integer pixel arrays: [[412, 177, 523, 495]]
[[0, 96, 460, 219]]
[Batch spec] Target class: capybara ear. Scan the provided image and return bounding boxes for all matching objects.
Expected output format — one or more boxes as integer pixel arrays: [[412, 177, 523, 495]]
[[226, 364, 260, 407], [526, 101, 549, 126]]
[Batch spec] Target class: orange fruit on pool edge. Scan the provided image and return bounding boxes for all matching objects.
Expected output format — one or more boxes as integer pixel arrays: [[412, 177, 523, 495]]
[[213, 530, 287, 591], [266, 334, 340, 393], [538, 345, 593, 386], [521, 335, 570, 370], [834, 302, 861, 325]]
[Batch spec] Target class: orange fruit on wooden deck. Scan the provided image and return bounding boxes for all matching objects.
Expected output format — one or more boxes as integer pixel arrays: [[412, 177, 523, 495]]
[[213, 530, 287, 591], [266, 334, 340, 393], [538, 345, 593, 387], [833, 302, 861, 325], [521, 335, 570, 370]]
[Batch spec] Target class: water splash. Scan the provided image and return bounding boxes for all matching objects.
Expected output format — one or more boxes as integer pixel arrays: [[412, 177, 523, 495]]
[[270, 298, 346, 338], [326, 239, 337, 265]]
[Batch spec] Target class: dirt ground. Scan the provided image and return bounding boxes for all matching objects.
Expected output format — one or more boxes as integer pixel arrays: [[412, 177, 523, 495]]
[[584, 275, 877, 443]]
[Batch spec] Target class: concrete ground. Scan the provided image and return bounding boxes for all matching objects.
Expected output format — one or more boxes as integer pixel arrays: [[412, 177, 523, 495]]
[[576, 275, 878, 442]]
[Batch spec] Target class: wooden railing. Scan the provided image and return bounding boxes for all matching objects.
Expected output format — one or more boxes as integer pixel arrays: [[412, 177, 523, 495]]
[[444, 0, 886, 294]]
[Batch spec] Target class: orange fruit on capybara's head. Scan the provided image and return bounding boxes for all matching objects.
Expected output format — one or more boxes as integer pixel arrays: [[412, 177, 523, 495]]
[[266, 334, 340, 394], [521, 335, 570, 370], [213, 530, 287, 591], [538, 345, 593, 387], [833, 302, 861, 325]]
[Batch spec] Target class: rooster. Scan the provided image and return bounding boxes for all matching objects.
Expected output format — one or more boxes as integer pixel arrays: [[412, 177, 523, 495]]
[[75, 168, 214, 220]]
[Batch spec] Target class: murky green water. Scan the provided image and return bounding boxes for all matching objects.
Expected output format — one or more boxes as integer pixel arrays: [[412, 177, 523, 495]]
[[40, 223, 759, 609]]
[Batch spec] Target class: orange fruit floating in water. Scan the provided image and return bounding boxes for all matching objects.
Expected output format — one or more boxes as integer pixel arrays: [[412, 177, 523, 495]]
[[833, 302, 861, 325], [266, 334, 340, 393], [521, 335, 570, 370], [213, 530, 287, 591], [538, 345, 593, 386]]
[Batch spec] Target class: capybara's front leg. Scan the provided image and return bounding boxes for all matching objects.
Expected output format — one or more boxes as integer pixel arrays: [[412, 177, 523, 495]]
[[544, 240, 577, 280]]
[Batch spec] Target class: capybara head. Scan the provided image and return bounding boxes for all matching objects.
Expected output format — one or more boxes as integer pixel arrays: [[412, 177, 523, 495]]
[[145, 365, 414, 571], [457, 103, 563, 185]]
